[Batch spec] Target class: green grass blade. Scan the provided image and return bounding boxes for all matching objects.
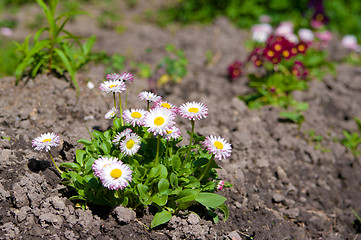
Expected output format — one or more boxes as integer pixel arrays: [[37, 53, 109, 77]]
[[54, 48, 79, 95]]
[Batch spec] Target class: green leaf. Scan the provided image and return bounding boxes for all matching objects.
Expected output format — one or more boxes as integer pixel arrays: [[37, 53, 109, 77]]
[[92, 131, 103, 139], [137, 184, 151, 204], [78, 139, 92, 145], [185, 176, 200, 188], [75, 149, 86, 167], [193, 158, 209, 167], [170, 172, 178, 188], [84, 157, 95, 175], [158, 178, 169, 194], [150, 209, 172, 228], [217, 203, 229, 221], [54, 48, 79, 95], [60, 162, 81, 172], [100, 142, 111, 154], [195, 192, 226, 208], [176, 189, 199, 203], [152, 194, 168, 206], [170, 155, 181, 171], [113, 118, 122, 130]]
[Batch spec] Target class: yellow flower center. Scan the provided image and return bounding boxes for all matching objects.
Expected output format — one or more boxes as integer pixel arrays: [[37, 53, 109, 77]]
[[42, 139, 52, 143], [214, 141, 224, 149], [161, 103, 171, 109], [255, 60, 262, 66], [131, 112, 142, 118], [282, 50, 290, 58], [126, 139, 135, 149], [154, 117, 165, 126], [109, 85, 116, 88], [298, 44, 305, 52], [188, 107, 199, 113], [166, 130, 172, 134], [110, 168, 122, 179], [267, 50, 275, 57], [316, 13, 324, 22], [274, 44, 282, 51]]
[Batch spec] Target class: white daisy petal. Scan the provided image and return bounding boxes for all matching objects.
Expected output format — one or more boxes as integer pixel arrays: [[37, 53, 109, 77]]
[[179, 101, 208, 121], [164, 126, 181, 140], [105, 107, 118, 119], [139, 91, 162, 102], [143, 107, 175, 136], [203, 135, 232, 160], [99, 80, 126, 93], [113, 128, 133, 146], [100, 162, 132, 190], [120, 133, 141, 156], [123, 109, 147, 127], [153, 100, 178, 115], [92, 156, 119, 178], [32, 132, 60, 152]]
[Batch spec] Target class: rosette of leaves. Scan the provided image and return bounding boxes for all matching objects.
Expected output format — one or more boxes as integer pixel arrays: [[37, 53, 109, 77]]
[[60, 118, 230, 228], [240, 72, 309, 129], [14, 0, 96, 95]]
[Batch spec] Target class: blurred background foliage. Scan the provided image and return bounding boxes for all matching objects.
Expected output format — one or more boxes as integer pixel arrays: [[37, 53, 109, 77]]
[[154, 0, 361, 41]]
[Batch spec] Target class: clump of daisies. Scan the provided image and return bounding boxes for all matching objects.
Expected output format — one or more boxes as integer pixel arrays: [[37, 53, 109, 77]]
[[59, 73, 232, 228]]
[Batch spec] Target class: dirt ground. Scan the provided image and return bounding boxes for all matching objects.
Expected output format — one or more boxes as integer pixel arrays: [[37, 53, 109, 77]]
[[1, 1, 361, 239]]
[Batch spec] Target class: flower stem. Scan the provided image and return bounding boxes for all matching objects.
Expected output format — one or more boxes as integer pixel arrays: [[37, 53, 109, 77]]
[[198, 155, 214, 181], [48, 151, 62, 175], [186, 120, 195, 163], [147, 100, 150, 111], [84, 120, 93, 140], [113, 93, 117, 109], [155, 135, 161, 165], [118, 93, 124, 126]]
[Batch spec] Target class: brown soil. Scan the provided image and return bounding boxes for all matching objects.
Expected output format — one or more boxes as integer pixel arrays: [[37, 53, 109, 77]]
[[1, 1, 361, 239]]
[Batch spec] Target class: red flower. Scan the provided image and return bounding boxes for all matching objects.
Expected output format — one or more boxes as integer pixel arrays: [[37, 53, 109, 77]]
[[292, 61, 308, 79], [227, 61, 243, 80], [296, 42, 308, 54]]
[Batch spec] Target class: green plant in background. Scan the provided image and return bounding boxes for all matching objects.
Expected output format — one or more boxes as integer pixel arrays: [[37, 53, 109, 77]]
[[102, 53, 126, 75], [292, 48, 336, 81], [339, 117, 361, 157], [148, 44, 188, 91], [0, 39, 21, 78], [240, 72, 309, 130], [14, 0, 96, 95], [154, 0, 361, 42], [304, 130, 330, 153], [60, 74, 231, 228]]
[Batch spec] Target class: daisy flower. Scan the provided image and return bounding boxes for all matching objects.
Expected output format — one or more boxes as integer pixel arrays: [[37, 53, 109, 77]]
[[120, 72, 134, 83], [99, 80, 126, 93], [154, 100, 178, 115], [179, 101, 208, 121], [120, 133, 141, 156], [143, 107, 175, 136], [106, 72, 134, 83], [217, 180, 225, 190], [100, 162, 132, 190], [164, 126, 181, 140], [92, 156, 119, 178], [139, 91, 162, 102], [32, 132, 60, 152], [123, 109, 147, 127], [113, 128, 133, 146], [203, 135, 232, 160], [105, 107, 118, 119]]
